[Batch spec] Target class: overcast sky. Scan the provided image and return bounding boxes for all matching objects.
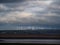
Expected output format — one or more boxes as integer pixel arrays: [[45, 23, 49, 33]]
[[0, 0, 60, 30]]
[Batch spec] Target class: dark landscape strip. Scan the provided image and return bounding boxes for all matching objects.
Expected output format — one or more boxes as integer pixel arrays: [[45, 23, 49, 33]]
[[0, 34, 60, 39]]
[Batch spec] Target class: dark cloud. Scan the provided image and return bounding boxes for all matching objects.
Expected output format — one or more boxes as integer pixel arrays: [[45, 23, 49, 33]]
[[0, 0, 25, 3]]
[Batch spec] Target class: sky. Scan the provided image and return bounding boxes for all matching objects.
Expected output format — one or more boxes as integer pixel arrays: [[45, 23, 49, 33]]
[[0, 0, 60, 30]]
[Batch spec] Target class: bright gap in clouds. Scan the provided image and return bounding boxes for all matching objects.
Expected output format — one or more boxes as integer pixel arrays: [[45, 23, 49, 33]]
[[44, 0, 53, 5]]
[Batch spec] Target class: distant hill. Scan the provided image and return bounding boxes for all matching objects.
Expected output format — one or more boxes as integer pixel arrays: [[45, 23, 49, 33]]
[[0, 30, 60, 35]]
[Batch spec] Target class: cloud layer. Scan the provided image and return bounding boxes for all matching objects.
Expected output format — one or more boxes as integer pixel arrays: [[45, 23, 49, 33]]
[[0, 0, 60, 29]]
